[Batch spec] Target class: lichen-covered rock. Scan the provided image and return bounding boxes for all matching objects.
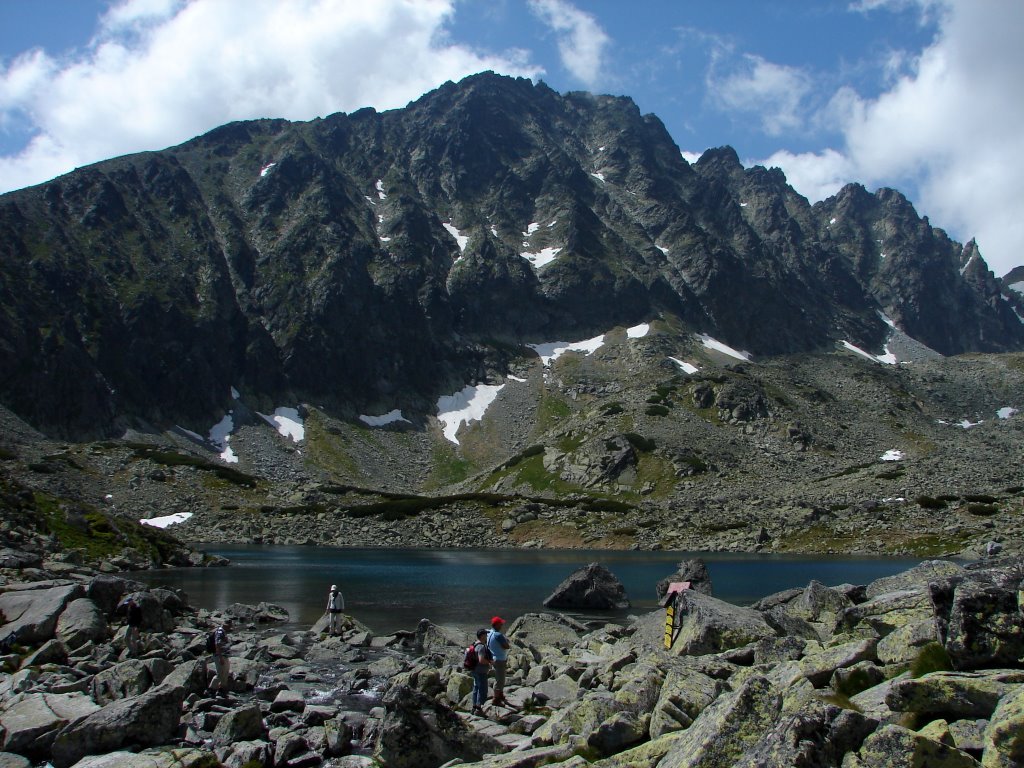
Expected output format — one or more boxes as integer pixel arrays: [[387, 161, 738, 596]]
[[671, 590, 777, 656], [790, 580, 854, 624], [876, 618, 938, 664], [835, 588, 933, 637], [797, 637, 877, 688], [649, 665, 722, 738], [586, 711, 647, 757], [981, 683, 1024, 767], [733, 698, 876, 768], [942, 581, 1024, 671], [849, 723, 980, 767], [885, 671, 1023, 721], [658, 676, 781, 768]]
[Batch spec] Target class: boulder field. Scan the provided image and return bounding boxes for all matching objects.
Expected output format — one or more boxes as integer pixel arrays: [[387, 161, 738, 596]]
[[0, 556, 1021, 767]]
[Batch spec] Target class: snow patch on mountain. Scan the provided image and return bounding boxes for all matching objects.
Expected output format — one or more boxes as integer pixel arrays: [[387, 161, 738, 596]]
[[443, 222, 468, 253], [521, 246, 562, 269], [670, 357, 699, 374], [698, 334, 752, 361], [360, 409, 411, 427], [437, 383, 505, 444], [259, 407, 304, 442], [141, 512, 193, 529]]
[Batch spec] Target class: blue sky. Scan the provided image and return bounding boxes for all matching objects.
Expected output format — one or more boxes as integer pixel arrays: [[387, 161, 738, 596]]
[[1, 0, 1021, 274]]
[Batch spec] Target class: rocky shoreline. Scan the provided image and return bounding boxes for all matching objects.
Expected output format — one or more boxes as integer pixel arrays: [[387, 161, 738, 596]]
[[1, 552, 1022, 767]]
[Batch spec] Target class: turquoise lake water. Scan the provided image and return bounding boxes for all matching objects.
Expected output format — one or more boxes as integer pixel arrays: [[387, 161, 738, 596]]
[[137, 546, 930, 635]]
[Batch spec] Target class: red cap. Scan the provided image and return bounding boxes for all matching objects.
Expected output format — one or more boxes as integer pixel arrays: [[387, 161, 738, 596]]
[[491, 616, 505, 626]]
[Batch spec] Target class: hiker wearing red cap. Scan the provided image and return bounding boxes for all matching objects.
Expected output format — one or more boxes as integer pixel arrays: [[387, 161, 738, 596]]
[[487, 616, 510, 706]]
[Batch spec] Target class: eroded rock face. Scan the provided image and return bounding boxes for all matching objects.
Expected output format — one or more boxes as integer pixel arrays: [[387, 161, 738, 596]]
[[542, 562, 630, 610]]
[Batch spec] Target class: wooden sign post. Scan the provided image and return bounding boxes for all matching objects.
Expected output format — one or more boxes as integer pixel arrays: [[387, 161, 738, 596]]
[[661, 581, 691, 650]]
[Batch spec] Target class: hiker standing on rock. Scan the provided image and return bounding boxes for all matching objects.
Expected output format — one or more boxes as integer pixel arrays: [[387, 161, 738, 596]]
[[469, 628, 493, 715], [209, 621, 232, 698], [327, 584, 345, 635], [487, 615, 510, 706]]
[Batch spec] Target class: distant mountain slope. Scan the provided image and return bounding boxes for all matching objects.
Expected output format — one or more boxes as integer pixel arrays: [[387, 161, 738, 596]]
[[1, 72, 1021, 437]]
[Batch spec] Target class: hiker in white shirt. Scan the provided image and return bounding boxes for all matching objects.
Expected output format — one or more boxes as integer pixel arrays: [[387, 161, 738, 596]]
[[327, 584, 345, 635]]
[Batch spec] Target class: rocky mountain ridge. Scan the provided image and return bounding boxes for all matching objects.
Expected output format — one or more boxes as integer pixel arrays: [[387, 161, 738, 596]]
[[1, 72, 1022, 439]]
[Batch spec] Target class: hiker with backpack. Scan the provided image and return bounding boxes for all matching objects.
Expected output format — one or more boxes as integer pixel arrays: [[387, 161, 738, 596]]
[[117, 594, 144, 658], [487, 616, 511, 707], [464, 628, 493, 715], [208, 621, 232, 698]]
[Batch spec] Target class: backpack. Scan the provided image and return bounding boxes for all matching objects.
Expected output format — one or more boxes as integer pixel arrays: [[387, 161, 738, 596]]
[[462, 644, 478, 670], [205, 631, 217, 653]]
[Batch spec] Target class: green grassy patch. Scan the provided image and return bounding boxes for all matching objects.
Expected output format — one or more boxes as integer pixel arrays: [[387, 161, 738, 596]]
[[645, 404, 670, 417], [915, 496, 947, 510], [966, 503, 999, 516], [910, 642, 952, 678]]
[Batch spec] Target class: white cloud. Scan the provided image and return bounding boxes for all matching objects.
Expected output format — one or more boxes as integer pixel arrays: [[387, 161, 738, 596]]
[[527, 0, 609, 87], [709, 53, 812, 136], [0, 0, 541, 193], [761, 0, 1024, 275]]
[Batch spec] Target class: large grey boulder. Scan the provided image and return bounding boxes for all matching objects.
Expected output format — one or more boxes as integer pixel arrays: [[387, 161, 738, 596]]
[[669, 591, 777, 656], [941, 580, 1024, 670], [374, 683, 504, 768], [0, 550, 42, 570], [0, 583, 84, 644], [91, 658, 173, 705], [865, 560, 966, 599], [788, 580, 853, 624], [161, 658, 209, 696], [61, 748, 216, 768], [0, 692, 100, 759], [212, 703, 266, 746], [507, 613, 585, 651], [85, 575, 143, 617], [224, 601, 289, 624], [50, 683, 187, 768], [55, 598, 108, 648], [543, 562, 630, 610]]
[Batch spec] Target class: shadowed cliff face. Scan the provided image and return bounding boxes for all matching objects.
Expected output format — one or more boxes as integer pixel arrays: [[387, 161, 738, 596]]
[[1, 72, 1021, 437]]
